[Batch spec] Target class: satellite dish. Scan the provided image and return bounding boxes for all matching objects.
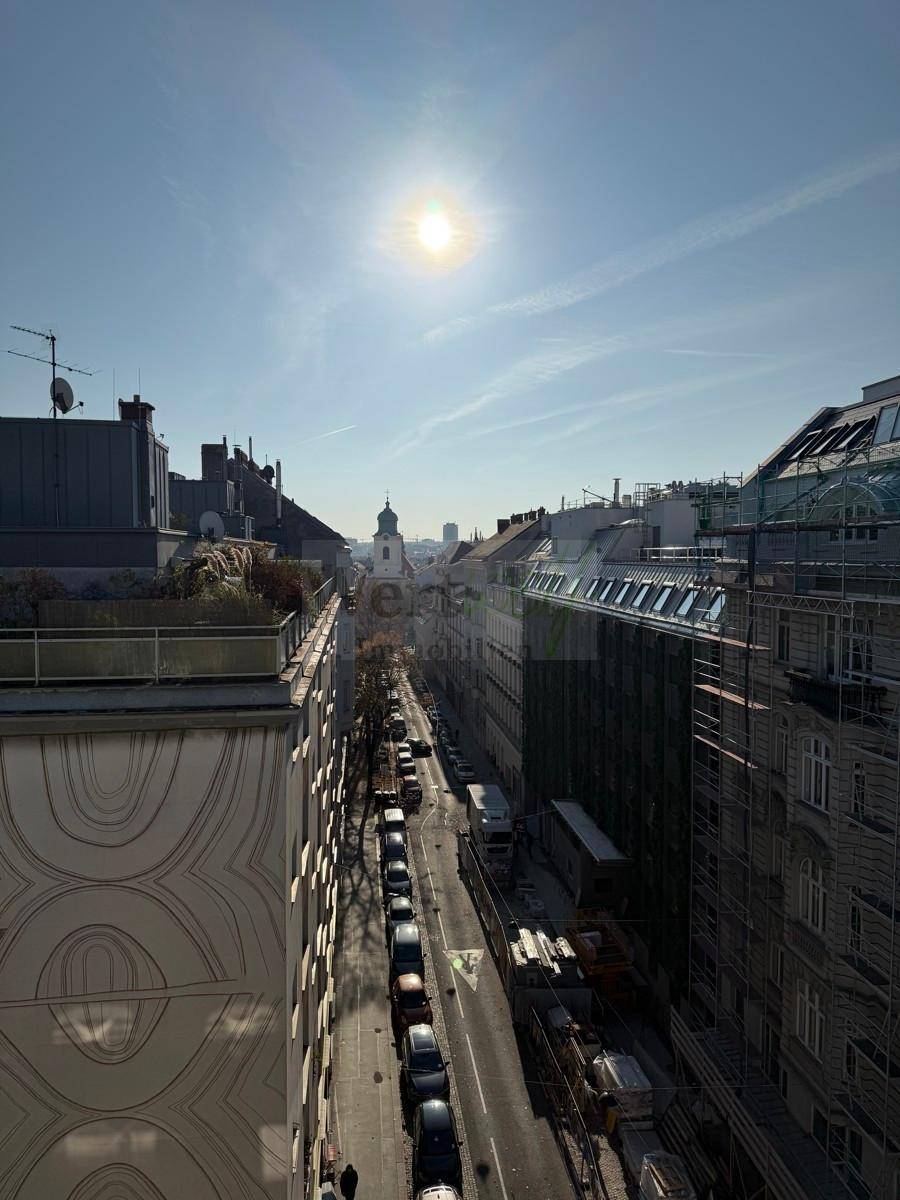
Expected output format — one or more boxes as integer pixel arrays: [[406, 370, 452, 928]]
[[51, 377, 75, 413], [198, 510, 225, 541]]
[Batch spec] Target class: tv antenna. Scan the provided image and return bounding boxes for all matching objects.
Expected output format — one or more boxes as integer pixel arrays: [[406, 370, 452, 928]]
[[7, 325, 93, 418]]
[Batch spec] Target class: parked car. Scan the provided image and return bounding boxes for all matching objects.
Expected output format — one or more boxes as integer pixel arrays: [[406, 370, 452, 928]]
[[390, 723, 407, 742], [412, 1100, 462, 1189], [386, 895, 415, 945], [416, 1188, 462, 1200], [383, 861, 412, 899], [401, 775, 423, 805], [445, 747, 462, 768], [391, 973, 432, 1029], [401, 1024, 450, 1105], [397, 741, 412, 756], [382, 832, 408, 868], [453, 760, 475, 783], [408, 738, 432, 757], [382, 807, 407, 843], [390, 921, 426, 980]]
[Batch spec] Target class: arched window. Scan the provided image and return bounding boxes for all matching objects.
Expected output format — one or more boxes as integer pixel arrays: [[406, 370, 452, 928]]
[[799, 858, 826, 933], [800, 736, 831, 810], [382, 546, 390, 560]]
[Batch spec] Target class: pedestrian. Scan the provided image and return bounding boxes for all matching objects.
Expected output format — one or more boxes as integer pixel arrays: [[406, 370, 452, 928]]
[[339, 1163, 359, 1199]]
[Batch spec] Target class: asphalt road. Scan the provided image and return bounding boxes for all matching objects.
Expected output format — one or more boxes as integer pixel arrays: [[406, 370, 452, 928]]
[[397, 677, 573, 1200]]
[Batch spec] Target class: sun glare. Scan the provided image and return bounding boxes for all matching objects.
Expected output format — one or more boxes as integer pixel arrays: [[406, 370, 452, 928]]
[[418, 210, 453, 253]]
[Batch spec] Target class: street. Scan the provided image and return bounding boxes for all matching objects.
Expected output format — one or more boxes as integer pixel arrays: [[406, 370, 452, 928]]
[[396, 675, 574, 1200]]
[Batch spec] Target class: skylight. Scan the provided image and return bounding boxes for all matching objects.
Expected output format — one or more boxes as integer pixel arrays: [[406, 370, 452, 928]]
[[652, 585, 674, 613]]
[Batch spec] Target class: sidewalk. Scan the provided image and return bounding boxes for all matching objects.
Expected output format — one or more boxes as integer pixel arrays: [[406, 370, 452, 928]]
[[330, 787, 408, 1200]]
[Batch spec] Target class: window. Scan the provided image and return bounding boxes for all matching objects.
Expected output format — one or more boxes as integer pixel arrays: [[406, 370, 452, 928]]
[[652, 585, 674, 613], [776, 612, 791, 663], [675, 589, 698, 617], [848, 897, 862, 953], [567, 575, 583, 595], [873, 404, 898, 445], [702, 592, 726, 623], [801, 737, 831, 810], [852, 761, 866, 819], [772, 834, 786, 882], [631, 582, 651, 608], [382, 545, 390, 560], [845, 1039, 858, 1084], [552, 573, 566, 593], [614, 581, 632, 604], [796, 979, 825, 1058], [799, 858, 827, 934], [596, 579, 614, 602], [769, 941, 784, 986], [584, 577, 601, 599], [775, 722, 788, 774]]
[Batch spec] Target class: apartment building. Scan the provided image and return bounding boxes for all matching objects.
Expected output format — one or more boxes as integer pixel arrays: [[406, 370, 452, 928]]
[[521, 485, 719, 1013], [0, 402, 354, 1200], [674, 375, 900, 1200]]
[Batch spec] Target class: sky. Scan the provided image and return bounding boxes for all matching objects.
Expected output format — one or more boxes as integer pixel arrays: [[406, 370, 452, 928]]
[[3, 1, 900, 543]]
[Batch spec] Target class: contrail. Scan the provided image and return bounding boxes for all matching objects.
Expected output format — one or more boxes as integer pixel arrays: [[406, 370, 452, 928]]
[[424, 140, 900, 344], [300, 424, 357, 444]]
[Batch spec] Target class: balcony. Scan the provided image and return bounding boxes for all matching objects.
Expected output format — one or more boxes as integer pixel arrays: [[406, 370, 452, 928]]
[[787, 919, 829, 970], [786, 670, 884, 722], [0, 580, 335, 688], [671, 1010, 846, 1200]]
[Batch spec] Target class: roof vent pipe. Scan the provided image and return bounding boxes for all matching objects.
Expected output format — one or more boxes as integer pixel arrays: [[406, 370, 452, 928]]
[[275, 459, 283, 526]]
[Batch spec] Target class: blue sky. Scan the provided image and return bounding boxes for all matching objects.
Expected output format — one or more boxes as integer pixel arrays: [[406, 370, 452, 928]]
[[3, 1, 900, 542]]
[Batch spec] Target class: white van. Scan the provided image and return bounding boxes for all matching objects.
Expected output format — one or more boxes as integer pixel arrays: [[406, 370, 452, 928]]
[[593, 1052, 654, 1126], [383, 807, 407, 844], [640, 1153, 697, 1200]]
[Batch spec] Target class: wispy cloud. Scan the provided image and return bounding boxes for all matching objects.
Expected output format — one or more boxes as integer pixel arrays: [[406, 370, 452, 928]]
[[299, 423, 357, 444], [539, 358, 796, 444], [424, 140, 900, 344], [388, 333, 629, 459], [400, 287, 819, 456]]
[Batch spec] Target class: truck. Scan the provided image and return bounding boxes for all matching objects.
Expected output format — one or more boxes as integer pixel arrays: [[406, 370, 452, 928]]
[[464, 784, 513, 884]]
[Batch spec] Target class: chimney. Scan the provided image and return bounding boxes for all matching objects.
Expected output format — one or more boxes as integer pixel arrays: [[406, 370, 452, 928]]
[[613, 477, 621, 506], [497, 518, 510, 534], [202, 440, 228, 482], [118, 394, 155, 429], [275, 459, 283, 526]]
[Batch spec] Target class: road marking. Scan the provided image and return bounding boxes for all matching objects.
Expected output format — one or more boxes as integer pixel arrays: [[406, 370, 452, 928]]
[[454, 982, 465, 1018], [435, 908, 448, 951], [490, 1137, 510, 1200], [465, 1033, 487, 1114], [418, 833, 429, 864], [443, 948, 484, 992]]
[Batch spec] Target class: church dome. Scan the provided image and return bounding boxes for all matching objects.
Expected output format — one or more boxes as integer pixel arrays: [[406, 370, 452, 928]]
[[376, 499, 399, 536]]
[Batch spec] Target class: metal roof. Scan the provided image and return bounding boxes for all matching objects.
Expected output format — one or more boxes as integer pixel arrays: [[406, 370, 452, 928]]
[[551, 801, 629, 863]]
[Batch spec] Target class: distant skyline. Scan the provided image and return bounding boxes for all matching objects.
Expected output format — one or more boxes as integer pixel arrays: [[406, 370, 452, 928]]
[[3, 1, 900, 542]]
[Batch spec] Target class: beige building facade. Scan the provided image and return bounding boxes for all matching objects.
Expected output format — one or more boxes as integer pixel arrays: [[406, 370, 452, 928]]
[[0, 591, 351, 1199]]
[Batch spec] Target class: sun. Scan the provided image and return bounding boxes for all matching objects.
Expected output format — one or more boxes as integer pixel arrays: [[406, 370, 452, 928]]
[[417, 210, 453, 253]]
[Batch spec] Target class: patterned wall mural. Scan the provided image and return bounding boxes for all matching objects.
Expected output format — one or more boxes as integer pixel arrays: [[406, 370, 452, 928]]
[[0, 725, 288, 1199]]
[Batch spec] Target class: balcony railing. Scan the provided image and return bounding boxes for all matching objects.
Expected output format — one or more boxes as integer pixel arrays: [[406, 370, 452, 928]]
[[0, 578, 336, 687], [786, 670, 884, 721]]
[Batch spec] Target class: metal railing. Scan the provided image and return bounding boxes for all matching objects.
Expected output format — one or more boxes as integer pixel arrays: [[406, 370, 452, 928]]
[[0, 577, 336, 686]]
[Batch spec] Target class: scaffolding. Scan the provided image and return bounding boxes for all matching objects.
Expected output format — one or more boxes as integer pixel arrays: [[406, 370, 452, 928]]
[[680, 453, 900, 1200]]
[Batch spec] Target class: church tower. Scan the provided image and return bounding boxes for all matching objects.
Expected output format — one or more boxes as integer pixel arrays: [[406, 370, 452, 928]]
[[373, 495, 403, 578]]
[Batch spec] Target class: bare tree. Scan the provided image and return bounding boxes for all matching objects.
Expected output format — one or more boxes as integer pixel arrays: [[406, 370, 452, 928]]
[[354, 631, 413, 808]]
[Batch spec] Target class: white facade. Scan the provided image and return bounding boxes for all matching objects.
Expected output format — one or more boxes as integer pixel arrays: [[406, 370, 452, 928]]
[[372, 498, 404, 579]]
